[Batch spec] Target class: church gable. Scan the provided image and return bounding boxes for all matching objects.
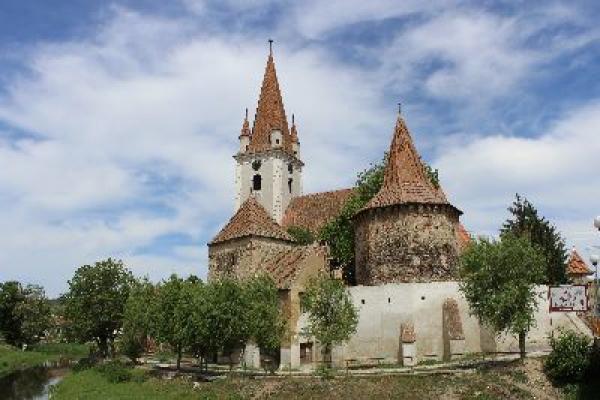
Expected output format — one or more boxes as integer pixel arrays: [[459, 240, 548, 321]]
[[210, 196, 294, 245]]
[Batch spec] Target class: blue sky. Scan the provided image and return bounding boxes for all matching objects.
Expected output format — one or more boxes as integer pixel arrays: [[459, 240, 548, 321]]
[[1, 0, 599, 297]]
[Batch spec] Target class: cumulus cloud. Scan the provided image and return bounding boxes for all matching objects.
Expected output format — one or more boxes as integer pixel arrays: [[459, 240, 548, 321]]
[[0, 7, 385, 296], [435, 101, 600, 263], [0, 1, 598, 296]]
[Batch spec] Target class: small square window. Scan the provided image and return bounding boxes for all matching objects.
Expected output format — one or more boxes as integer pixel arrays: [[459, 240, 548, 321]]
[[361, 299, 365, 305]]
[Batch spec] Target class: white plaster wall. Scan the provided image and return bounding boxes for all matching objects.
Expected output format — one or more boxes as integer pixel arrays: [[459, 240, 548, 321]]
[[235, 152, 302, 222], [272, 158, 284, 222], [234, 162, 243, 211], [292, 283, 592, 365]]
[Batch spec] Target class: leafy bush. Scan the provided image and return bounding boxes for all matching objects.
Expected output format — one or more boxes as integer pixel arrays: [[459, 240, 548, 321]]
[[544, 330, 591, 383], [286, 226, 315, 245], [72, 356, 97, 372], [95, 360, 133, 383]]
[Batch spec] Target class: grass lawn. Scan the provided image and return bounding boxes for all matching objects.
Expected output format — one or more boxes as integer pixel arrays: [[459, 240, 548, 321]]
[[0, 343, 89, 377], [50, 358, 572, 400]]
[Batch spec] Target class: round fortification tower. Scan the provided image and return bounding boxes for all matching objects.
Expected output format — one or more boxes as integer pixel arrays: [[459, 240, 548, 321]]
[[354, 115, 462, 285]]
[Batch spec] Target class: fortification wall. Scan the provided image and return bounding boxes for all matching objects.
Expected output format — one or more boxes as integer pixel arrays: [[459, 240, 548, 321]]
[[354, 205, 460, 285], [291, 282, 592, 366]]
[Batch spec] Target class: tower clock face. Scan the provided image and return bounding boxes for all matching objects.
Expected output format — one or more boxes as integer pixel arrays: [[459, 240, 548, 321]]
[[252, 160, 261, 171]]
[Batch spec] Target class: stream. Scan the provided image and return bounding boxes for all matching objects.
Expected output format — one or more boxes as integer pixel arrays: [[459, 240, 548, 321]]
[[0, 362, 71, 400]]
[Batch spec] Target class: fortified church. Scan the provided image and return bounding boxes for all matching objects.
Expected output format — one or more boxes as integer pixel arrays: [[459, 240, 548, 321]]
[[208, 46, 588, 369]]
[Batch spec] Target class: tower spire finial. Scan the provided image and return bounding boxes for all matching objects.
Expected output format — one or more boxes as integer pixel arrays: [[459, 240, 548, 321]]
[[268, 38, 273, 56], [398, 102, 402, 115], [292, 113, 295, 125], [245, 107, 248, 120]]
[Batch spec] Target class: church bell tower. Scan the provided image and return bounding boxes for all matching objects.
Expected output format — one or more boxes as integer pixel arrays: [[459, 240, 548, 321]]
[[233, 42, 303, 223]]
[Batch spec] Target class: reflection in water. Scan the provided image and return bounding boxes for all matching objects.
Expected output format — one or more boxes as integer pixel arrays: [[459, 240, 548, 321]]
[[0, 366, 68, 400]]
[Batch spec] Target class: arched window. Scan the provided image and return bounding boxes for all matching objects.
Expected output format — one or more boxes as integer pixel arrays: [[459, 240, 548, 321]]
[[253, 174, 262, 191], [288, 178, 293, 193]]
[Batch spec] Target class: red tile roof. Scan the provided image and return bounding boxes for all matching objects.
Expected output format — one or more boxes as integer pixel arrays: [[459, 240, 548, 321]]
[[362, 116, 458, 213], [282, 188, 355, 234], [210, 196, 294, 245], [567, 249, 593, 276], [246, 52, 294, 156], [263, 244, 328, 289], [456, 223, 471, 254]]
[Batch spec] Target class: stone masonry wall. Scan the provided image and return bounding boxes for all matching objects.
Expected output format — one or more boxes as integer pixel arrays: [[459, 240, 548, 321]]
[[355, 204, 460, 285], [208, 237, 293, 282]]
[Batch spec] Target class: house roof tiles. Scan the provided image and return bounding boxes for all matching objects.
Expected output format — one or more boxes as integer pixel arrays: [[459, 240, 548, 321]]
[[282, 188, 355, 234], [210, 196, 294, 245], [567, 249, 593, 276]]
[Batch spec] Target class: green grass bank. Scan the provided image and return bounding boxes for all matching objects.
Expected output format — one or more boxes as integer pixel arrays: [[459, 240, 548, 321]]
[[49, 358, 585, 400], [0, 343, 89, 377]]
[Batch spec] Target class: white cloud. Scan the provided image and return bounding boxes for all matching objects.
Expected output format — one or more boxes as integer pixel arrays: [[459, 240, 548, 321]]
[[0, 7, 385, 296], [0, 2, 598, 296], [436, 101, 600, 265]]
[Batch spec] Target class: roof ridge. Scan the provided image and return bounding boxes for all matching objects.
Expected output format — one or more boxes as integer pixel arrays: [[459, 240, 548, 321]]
[[210, 196, 294, 245], [292, 188, 354, 199]]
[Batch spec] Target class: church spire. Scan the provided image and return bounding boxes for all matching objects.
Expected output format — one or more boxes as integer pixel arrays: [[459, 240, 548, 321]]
[[247, 40, 293, 155], [240, 108, 251, 138], [290, 113, 298, 143]]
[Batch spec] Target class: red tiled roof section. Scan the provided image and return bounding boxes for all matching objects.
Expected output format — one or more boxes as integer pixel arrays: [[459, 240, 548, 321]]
[[210, 196, 294, 245], [247, 53, 293, 155], [263, 245, 328, 289], [240, 115, 251, 138], [363, 116, 453, 211], [456, 223, 471, 254], [567, 249, 593, 276], [282, 188, 355, 234]]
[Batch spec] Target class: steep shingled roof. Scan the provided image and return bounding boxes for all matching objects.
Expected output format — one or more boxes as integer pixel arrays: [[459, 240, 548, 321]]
[[263, 244, 328, 289], [210, 196, 294, 245], [282, 188, 355, 234], [456, 224, 471, 254], [362, 116, 458, 212], [567, 249, 593, 276], [247, 51, 294, 155]]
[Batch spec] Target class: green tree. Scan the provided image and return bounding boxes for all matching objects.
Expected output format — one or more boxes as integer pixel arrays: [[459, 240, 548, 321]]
[[62, 258, 134, 357], [120, 278, 156, 363], [319, 154, 387, 283], [300, 276, 358, 366], [152, 275, 200, 370], [501, 194, 568, 284], [243, 275, 285, 351], [459, 235, 545, 359], [286, 226, 315, 245], [201, 278, 248, 368], [0, 281, 51, 346]]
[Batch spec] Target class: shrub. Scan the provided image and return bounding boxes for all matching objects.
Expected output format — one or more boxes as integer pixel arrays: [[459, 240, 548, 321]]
[[72, 357, 97, 372], [544, 330, 591, 383], [95, 360, 132, 383]]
